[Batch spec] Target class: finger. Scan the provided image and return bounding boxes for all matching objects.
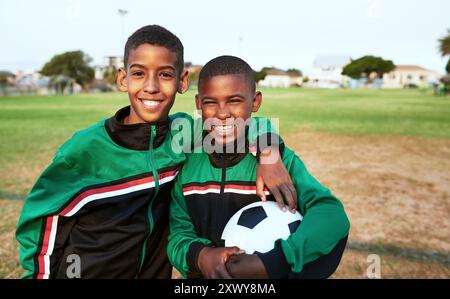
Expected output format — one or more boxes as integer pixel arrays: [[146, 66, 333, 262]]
[[228, 246, 241, 253], [280, 184, 297, 212], [255, 174, 266, 201], [227, 255, 238, 264], [229, 248, 246, 255], [225, 259, 235, 273], [216, 265, 233, 279], [270, 186, 286, 211], [224, 247, 242, 262], [225, 261, 239, 278], [287, 181, 298, 205]]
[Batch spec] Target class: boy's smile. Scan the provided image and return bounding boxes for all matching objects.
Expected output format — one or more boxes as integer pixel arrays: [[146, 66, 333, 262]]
[[117, 44, 188, 124], [196, 74, 262, 145]]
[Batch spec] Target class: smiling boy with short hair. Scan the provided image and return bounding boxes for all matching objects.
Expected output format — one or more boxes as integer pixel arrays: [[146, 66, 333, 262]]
[[167, 55, 350, 279]]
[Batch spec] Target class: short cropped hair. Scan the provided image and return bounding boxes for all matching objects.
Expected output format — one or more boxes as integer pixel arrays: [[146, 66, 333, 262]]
[[124, 25, 184, 74], [198, 55, 256, 92]]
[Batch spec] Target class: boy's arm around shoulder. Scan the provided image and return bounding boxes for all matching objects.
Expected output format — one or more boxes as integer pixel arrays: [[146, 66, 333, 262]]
[[249, 117, 298, 211], [16, 145, 81, 278], [169, 112, 198, 153], [167, 169, 212, 278]]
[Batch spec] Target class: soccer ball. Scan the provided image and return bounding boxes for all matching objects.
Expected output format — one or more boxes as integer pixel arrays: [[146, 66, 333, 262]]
[[221, 201, 302, 254]]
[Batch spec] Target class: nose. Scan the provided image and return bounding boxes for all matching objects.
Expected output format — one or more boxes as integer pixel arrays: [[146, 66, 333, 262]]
[[143, 73, 159, 94], [216, 103, 231, 120]]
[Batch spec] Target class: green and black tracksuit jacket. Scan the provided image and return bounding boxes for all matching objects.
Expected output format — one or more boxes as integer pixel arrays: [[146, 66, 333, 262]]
[[167, 143, 350, 279], [15, 106, 275, 279], [16, 106, 185, 278]]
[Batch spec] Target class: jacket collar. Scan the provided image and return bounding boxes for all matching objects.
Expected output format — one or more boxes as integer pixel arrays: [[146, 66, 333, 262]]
[[105, 106, 169, 151], [206, 129, 250, 168], [208, 150, 249, 168]]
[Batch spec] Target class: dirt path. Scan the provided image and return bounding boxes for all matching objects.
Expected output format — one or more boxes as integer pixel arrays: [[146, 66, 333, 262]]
[[284, 131, 450, 277]]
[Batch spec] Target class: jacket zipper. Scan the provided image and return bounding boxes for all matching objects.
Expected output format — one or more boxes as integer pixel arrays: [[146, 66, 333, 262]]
[[135, 126, 159, 278], [220, 154, 226, 194], [216, 154, 226, 242]]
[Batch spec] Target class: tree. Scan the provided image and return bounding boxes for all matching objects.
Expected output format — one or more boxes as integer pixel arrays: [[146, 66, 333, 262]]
[[0, 71, 14, 96], [254, 69, 267, 83], [439, 29, 450, 74], [438, 29, 450, 57], [103, 68, 118, 86], [341, 55, 395, 83], [40, 50, 94, 92], [287, 68, 302, 77], [188, 69, 200, 88]]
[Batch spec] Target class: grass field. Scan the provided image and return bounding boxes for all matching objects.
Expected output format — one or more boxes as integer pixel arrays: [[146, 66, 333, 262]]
[[1, 88, 449, 278]]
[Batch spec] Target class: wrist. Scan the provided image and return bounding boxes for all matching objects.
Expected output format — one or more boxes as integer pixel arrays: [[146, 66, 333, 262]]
[[197, 246, 213, 272], [258, 146, 280, 164], [256, 244, 290, 278], [187, 242, 212, 273]]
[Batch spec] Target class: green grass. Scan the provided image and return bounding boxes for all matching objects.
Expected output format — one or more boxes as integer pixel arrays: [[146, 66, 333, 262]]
[[0, 88, 449, 196], [257, 88, 450, 136]]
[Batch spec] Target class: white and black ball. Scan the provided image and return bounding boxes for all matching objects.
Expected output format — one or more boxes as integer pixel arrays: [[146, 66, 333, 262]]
[[221, 201, 302, 254]]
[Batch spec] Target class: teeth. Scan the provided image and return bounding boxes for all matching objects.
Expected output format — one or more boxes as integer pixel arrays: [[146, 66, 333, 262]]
[[142, 100, 160, 107], [214, 125, 234, 134]]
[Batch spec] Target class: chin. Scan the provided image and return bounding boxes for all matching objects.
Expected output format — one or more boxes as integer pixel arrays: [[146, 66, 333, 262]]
[[212, 134, 236, 146], [210, 130, 244, 147], [138, 110, 168, 123]]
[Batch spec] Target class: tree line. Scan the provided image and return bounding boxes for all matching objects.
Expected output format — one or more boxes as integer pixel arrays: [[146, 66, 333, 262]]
[[36, 29, 450, 94]]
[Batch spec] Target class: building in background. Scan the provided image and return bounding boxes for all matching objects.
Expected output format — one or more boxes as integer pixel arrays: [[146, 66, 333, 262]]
[[0, 71, 16, 96], [0, 71, 16, 85], [91, 56, 124, 92], [258, 68, 303, 88], [184, 62, 202, 89], [306, 55, 351, 88], [383, 65, 442, 88], [5, 71, 50, 95], [94, 56, 124, 80]]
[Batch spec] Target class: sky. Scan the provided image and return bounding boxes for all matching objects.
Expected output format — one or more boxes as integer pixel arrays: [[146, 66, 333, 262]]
[[0, 0, 449, 75]]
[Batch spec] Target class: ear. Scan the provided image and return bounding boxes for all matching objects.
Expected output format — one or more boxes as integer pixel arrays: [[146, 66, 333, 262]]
[[252, 91, 262, 112], [116, 67, 128, 92], [178, 70, 189, 94], [195, 94, 201, 111]]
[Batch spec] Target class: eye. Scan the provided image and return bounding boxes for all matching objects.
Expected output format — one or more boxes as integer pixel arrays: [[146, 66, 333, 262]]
[[230, 98, 242, 103], [160, 72, 175, 78], [202, 100, 217, 105], [131, 71, 144, 77]]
